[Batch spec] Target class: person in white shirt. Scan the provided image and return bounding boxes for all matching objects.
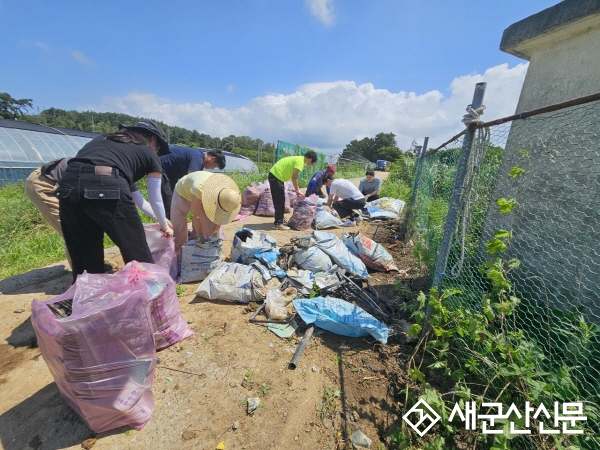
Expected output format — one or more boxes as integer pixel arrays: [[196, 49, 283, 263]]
[[323, 174, 366, 225]]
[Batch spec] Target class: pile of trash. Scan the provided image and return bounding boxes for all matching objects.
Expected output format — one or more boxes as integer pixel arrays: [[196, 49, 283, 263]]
[[31, 215, 400, 433], [240, 180, 406, 229], [186, 227, 398, 348]]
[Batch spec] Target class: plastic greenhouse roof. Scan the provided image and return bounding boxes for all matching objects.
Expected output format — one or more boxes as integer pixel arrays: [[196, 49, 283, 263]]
[[0, 121, 258, 173], [0, 119, 97, 168]]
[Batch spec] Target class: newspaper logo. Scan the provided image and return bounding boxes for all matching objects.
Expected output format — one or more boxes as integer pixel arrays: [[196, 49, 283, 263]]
[[403, 399, 441, 437]]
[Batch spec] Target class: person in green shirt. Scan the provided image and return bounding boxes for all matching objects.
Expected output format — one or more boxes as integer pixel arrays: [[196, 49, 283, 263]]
[[268, 151, 318, 230]]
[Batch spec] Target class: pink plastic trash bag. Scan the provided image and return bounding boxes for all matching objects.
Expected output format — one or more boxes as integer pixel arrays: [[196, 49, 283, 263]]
[[288, 194, 319, 231], [144, 223, 178, 280], [30, 262, 194, 433], [240, 184, 261, 216]]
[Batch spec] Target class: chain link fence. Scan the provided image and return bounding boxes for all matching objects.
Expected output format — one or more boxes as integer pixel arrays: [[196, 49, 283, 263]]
[[408, 94, 600, 447]]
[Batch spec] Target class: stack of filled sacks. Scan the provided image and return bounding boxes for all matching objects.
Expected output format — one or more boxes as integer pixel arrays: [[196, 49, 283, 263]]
[[30, 261, 194, 433], [240, 181, 297, 217]]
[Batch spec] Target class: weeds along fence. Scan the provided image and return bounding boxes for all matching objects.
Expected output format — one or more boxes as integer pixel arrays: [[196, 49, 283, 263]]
[[408, 87, 600, 443]]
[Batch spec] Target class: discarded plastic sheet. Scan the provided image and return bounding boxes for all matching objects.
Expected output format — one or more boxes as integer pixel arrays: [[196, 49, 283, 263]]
[[364, 206, 399, 220], [284, 268, 315, 296], [313, 231, 369, 278], [369, 197, 405, 216], [144, 223, 178, 280], [30, 261, 195, 433], [194, 262, 280, 303], [268, 319, 299, 338], [180, 237, 222, 283], [230, 228, 285, 277], [293, 297, 389, 344], [343, 231, 399, 272]]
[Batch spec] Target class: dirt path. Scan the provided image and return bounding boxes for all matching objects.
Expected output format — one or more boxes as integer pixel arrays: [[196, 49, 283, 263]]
[[0, 172, 428, 450]]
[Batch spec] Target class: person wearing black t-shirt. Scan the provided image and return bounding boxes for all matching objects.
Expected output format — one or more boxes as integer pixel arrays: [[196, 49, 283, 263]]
[[160, 146, 226, 219], [56, 120, 173, 282]]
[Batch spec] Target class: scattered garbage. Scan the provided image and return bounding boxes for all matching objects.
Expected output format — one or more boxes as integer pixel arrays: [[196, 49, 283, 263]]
[[265, 287, 297, 321], [320, 271, 393, 323], [289, 325, 315, 370], [293, 297, 390, 344], [343, 231, 399, 272], [194, 262, 280, 303], [180, 237, 223, 283], [350, 429, 372, 448], [369, 197, 405, 216], [313, 231, 369, 278], [282, 268, 315, 297], [267, 319, 298, 338], [230, 228, 285, 277], [247, 397, 260, 413], [363, 197, 406, 220]]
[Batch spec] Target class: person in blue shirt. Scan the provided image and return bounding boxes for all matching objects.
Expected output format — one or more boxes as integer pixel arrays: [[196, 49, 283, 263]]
[[160, 146, 226, 218], [305, 164, 336, 198]]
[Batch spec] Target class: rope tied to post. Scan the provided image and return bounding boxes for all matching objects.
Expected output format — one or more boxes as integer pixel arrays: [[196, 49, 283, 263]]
[[461, 104, 486, 125]]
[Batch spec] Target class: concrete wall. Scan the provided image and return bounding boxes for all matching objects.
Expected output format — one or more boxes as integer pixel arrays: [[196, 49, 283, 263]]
[[481, 0, 600, 317]]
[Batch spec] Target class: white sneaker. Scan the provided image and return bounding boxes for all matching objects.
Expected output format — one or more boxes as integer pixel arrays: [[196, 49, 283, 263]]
[[354, 215, 363, 223], [342, 219, 356, 227]]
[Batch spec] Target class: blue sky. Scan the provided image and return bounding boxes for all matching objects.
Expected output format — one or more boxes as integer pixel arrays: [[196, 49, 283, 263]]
[[2, 0, 559, 154]]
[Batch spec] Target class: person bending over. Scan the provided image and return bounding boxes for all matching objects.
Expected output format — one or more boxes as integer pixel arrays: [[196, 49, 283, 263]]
[[305, 164, 336, 198], [171, 172, 241, 257], [57, 120, 173, 282], [323, 174, 366, 226], [160, 146, 226, 218], [268, 151, 317, 230]]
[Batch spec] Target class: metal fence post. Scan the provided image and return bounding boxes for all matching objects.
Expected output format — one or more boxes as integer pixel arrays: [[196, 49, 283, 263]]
[[405, 137, 428, 231], [427, 82, 487, 316]]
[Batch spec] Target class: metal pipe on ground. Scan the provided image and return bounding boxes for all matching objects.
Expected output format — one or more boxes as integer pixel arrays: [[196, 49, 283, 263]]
[[289, 326, 315, 370]]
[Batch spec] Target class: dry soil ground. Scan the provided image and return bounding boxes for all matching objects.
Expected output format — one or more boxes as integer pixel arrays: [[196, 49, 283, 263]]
[[0, 173, 430, 450]]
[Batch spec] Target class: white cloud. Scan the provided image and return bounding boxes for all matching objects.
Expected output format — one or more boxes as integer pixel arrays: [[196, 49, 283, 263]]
[[227, 84, 235, 92], [70, 50, 95, 68], [305, 0, 335, 27], [90, 62, 528, 156], [33, 40, 50, 52]]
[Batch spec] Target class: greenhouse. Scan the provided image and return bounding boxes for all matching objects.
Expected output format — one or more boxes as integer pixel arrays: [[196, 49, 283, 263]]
[[0, 119, 257, 186], [0, 119, 96, 186]]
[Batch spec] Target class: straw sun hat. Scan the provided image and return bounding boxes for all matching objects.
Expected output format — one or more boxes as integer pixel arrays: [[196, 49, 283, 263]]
[[202, 174, 241, 225]]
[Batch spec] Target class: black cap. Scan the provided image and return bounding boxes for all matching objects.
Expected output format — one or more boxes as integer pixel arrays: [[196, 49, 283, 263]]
[[119, 120, 171, 156]]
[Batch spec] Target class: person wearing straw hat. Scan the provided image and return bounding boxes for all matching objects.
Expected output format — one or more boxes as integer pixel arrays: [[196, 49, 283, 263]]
[[171, 171, 241, 256], [57, 120, 173, 282]]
